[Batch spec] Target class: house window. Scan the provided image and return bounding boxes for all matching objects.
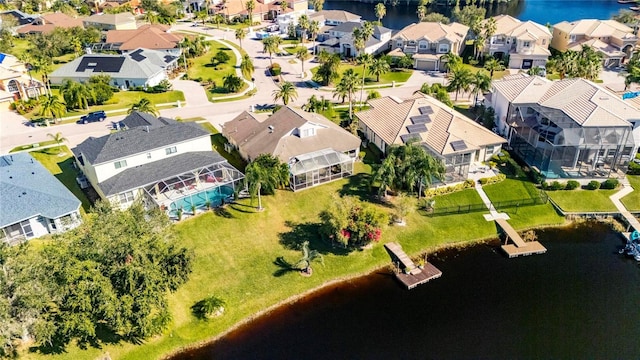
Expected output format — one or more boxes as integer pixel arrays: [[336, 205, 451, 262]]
[[119, 191, 135, 204], [147, 153, 152, 159], [523, 41, 531, 47], [396, 40, 403, 48], [569, 35, 576, 42], [409, 40, 416, 46], [418, 41, 428, 50], [301, 128, 315, 137], [542, 39, 547, 45], [438, 43, 449, 53], [114, 160, 127, 169], [165, 146, 177, 155]]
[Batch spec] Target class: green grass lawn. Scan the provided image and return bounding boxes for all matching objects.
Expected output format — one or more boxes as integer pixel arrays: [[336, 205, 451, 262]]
[[9, 139, 57, 153], [187, 40, 238, 87], [29, 147, 92, 212], [21, 160, 570, 360], [7, 38, 75, 80], [460, 63, 510, 80], [483, 178, 540, 203], [621, 175, 640, 211], [311, 63, 412, 85], [547, 189, 618, 212], [283, 45, 307, 55], [432, 188, 483, 208]]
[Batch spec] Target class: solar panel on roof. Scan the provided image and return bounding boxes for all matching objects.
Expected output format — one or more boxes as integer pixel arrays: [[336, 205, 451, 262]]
[[129, 49, 146, 62], [450, 140, 468, 151], [400, 133, 421, 144], [406, 123, 427, 133], [410, 115, 431, 124], [163, 55, 176, 63], [76, 56, 125, 73], [419, 106, 433, 114]]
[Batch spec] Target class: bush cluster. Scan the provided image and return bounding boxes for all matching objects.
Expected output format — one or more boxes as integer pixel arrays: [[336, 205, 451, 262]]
[[600, 179, 620, 190], [269, 63, 282, 76], [586, 180, 601, 190], [424, 179, 475, 198], [478, 173, 507, 185]]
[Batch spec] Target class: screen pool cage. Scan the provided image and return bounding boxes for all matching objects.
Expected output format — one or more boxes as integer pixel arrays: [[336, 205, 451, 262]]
[[289, 149, 355, 191]]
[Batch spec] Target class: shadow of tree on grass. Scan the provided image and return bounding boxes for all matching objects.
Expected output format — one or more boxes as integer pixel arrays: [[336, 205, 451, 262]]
[[278, 221, 350, 256]]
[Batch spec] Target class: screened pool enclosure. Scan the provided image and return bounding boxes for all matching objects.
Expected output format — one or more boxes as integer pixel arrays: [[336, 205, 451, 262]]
[[143, 162, 244, 216], [289, 149, 356, 191], [507, 105, 636, 179]]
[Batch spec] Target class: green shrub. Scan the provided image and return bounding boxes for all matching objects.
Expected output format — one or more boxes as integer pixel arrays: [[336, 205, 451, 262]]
[[549, 181, 565, 191], [586, 180, 601, 190], [565, 180, 580, 190], [600, 179, 619, 190], [629, 161, 640, 175], [424, 179, 475, 197], [270, 63, 281, 76], [478, 173, 506, 185]]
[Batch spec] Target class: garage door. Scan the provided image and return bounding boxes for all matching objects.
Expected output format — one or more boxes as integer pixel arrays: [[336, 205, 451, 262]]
[[415, 60, 436, 71]]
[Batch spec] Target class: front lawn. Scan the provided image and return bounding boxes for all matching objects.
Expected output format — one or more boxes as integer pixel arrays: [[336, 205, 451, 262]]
[[311, 63, 412, 85], [186, 40, 238, 88], [621, 175, 640, 211], [30, 146, 92, 212], [547, 189, 618, 212], [460, 63, 510, 80]]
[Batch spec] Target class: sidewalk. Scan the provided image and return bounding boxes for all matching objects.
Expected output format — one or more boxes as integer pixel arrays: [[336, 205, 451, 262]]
[[609, 180, 640, 232]]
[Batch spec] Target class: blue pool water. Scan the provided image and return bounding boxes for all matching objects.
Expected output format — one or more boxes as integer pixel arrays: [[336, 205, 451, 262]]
[[169, 185, 234, 215]]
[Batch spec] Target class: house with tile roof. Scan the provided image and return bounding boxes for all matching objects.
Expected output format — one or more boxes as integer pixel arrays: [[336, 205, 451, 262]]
[[551, 19, 639, 68], [83, 12, 136, 30], [357, 93, 506, 183], [482, 15, 551, 70], [49, 48, 178, 88], [1, 153, 82, 245], [309, 9, 361, 26], [222, 106, 361, 191], [103, 24, 183, 55], [317, 21, 392, 57], [72, 112, 244, 214], [0, 53, 45, 111], [16, 12, 84, 35], [388, 21, 469, 71], [487, 74, 639, 180]]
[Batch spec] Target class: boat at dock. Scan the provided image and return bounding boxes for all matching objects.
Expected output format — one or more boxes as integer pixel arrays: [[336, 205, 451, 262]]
[[619, 0, 637, 4], [619, 231, 640, 261], [630, 6, 640, 11]]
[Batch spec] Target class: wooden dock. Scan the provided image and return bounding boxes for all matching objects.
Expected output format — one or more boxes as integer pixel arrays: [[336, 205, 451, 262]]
[[384, 242, 442, 289], [495, 218, 547, 258]]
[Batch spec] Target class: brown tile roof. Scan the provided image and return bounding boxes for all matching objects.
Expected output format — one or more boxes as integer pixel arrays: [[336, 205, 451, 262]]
[[309, 10, 361, 23], [105, 24, 183, 50], [16, 12, 84, 34], [554, 19, 635, 39], [357, 94, 505, 156], [222, 106, 361, 162], [568, 38, 625, 58], [392, 21, 469, 43], [488, 14, 550, 39]]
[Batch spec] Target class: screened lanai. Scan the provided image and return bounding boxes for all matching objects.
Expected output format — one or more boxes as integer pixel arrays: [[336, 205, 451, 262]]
[[289, 148, 355, 191], [143, 162, 244, 215], [507, 104, 635, 179]]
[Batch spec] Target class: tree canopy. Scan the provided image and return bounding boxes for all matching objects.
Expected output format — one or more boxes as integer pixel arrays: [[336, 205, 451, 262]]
[[319, 196, 387, 249]]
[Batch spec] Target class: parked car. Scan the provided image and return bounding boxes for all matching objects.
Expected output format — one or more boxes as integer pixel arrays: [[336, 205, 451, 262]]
[[77, 111, 106, 124], [29, 117, 51, 127]]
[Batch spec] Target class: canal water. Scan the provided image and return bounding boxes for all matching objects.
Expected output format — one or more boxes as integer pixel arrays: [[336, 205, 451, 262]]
[[175, 222, 640, 359], [323, 0, 630, 30]]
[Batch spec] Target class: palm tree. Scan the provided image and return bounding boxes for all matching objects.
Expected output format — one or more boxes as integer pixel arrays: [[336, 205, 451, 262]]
[[60, 80, 93, 110], [262, 36, 282, 67], [417, 5, 427, 22], [371, 153, 396, 197], [213, 14, 224, 29], [295, 241, 323, 275], [273, 81, 298, 105], [483, 57, 504, 78], [240, 54, 254, 79], [295, 47, 311, 76], [47, 132, 68, 154], [144, 11, 159, 24], [223, 73, 243, 93], [245, 0, 255, 25], [369, 57, 390, 83], [308, 20, 320, 55], [279, 0, 288, 13], [316, 52, 341, 85], [375, 2, 386, 24], [470, 70, 491, 105], [129, 98, 159, 116], [447, 66, 473, 101], [39, 94, 66, 123], [333, 69, 359, 120], [441, 52, 462, 72], [298, 14, 310, 42], [356, 53, 373, 105], [235, 28, 247, 50], [244, 154, 289, 211]]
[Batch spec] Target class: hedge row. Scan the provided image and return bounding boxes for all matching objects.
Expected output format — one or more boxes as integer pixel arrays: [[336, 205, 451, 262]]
[[543, 179, 619, 191], [425, 179, 475, 198], [478, 173, 507, 185]]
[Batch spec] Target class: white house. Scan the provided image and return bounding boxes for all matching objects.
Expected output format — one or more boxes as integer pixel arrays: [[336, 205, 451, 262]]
[[317, 21, 392, 57]]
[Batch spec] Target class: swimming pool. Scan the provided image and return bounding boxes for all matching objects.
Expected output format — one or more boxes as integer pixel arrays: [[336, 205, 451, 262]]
[[168, 185, 235, 216]]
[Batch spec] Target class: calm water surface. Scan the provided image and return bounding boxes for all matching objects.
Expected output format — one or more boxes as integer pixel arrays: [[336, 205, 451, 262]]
[[176, 222, 640, 359], [323, 0, 630, 29]]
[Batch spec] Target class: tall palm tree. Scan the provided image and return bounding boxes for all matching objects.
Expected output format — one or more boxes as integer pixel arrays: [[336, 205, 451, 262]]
[[273, 81, 298, 105], [483, 57, 504, 78], [447, 66, 473, 101], [39, 94, 66, 123], [128, 98, 159, 117], [333, 69, 359, 120], [375, 2, 386, 24], [356, 53, 373, 105], [240, 54, 254, 79], [369, 57, 390, 82], [213, 14, 224, 29], [245, 0, 255, 25], [47, 132, 68, 154], [223, 73, 243, 93], [295, 241, 323, 275], [235, 28, 246, 50], [60, 80, 93, 110], [144, 11, 159, 24], [441, 52, 462, 72], [371, 153, 396, 197], [298, 14, 310, 42], [262, 36, 282, 67], [295, 47, 311, 76], [470, 70, 491, 104], [316, 52, 341, 85], [417, 5, 427, 22], [244, 154, 289, 210], [308, 20, 320, 55]]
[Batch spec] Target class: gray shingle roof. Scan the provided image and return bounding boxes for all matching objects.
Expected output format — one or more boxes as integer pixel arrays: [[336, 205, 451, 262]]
[[120, 111, 177, 129], [72, 121, 210, 165], [98, 151, 227, 196], [0, 153, 81, 227]]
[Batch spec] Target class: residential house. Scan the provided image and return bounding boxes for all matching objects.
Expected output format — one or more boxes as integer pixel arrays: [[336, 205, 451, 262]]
[[388, 21, 469, 71], [483, 15, 551, 70], [309, 9, 361, 27], [222, 106, 361, 191], [487, 74, 639, 180], [83, 13, 136, 30], [72, 112, 245, 215], [1, 153, 82, 245], [317, 21, 392, 57], [0, 10, 39, 27], [49, 48, 178, 88], [16, 12, 84, 35], [100, 24, 183, 55], [214, 0, 305, 23], [551, 19, 639, 67], [0, 53, 45, 110], [357, 93, 506, 183]]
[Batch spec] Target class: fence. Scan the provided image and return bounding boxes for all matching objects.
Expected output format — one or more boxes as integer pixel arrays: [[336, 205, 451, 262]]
[[422, 192, 549, 217]]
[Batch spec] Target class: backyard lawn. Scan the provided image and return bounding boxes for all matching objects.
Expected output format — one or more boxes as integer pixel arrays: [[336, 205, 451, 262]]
[[621, 175, 640, 211], [432, 188, 483, 208], [547, 189, 618, 212], [311, 63, 412, 85], [483, 178, 541, 203]]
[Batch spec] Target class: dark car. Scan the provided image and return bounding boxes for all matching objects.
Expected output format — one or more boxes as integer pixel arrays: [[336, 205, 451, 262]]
[[77, 111, 106, 124]]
